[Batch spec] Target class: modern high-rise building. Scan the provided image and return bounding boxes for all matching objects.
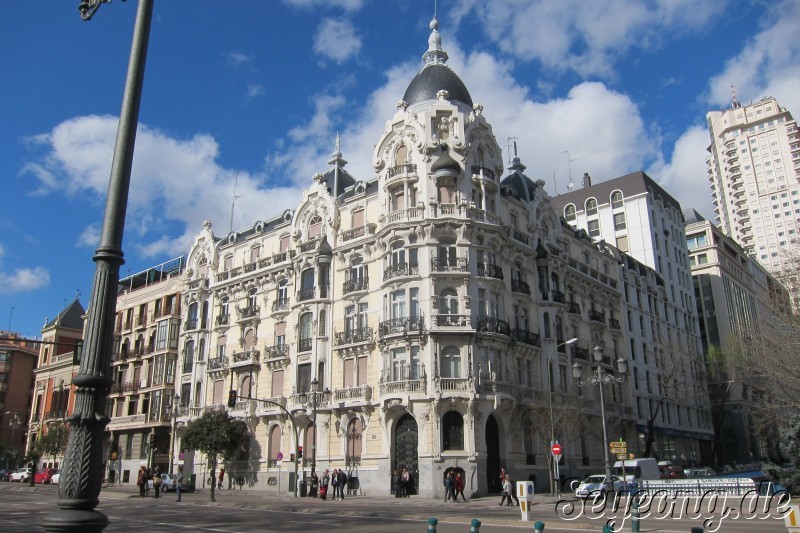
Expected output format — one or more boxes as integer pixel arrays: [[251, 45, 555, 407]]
[[705, 96, 800, 276]]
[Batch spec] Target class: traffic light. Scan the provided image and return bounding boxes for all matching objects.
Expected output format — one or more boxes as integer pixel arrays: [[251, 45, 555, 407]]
[[149, 433, 156, 447], [297, 446, 303, 459], [227, 389, 237, 408]]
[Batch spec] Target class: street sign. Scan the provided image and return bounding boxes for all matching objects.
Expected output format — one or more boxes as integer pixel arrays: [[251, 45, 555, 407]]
[[610, 440, 627, 449], [616, 453, 627, 460], [551, 443, 562, 456], [276, 451, 284, 461]]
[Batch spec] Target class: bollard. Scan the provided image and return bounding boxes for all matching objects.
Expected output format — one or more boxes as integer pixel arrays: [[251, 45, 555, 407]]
[[470, 518, 481, 532], [631, 495, 640, 533], [427, 517, 437, 533], [690, 528, 704, 533], [534, 521, 545, 531]]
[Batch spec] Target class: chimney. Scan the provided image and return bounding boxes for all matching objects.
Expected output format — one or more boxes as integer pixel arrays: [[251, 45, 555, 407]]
[[583, 172, 592, 188]]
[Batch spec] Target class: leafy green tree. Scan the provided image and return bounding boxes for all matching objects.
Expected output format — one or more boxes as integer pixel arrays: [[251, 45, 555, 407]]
[[182, 408, 248, 501], [37, 422, 70, 466], [23, 445, 42, 487]]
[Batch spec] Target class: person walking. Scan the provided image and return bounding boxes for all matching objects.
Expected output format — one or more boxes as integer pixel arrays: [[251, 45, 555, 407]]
[[217, 467, 225, 490], [507, 472, 519, 506], [175, 466, 183, 502], [319, 469, 329, 501], [455, 472, 466, 502], [337, 469, 347, 500], [499, 474, 513, 506], [443, 471, 454, 502], [152, 467, 162, 498], [137, 466, 147, 498]]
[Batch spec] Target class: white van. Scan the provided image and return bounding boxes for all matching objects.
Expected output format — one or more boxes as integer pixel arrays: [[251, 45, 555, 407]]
[[612, 458, 660, 484]]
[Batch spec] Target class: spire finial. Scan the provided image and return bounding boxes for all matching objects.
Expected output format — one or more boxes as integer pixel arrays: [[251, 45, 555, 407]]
[[423, 14, 449, 65]]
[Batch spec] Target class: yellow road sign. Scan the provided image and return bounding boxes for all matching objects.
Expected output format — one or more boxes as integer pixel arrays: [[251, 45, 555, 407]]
[[610, 441, 627, 449]]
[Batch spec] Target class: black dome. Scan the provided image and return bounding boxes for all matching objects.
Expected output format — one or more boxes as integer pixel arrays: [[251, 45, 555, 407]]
[[402, 64, 473, 108]]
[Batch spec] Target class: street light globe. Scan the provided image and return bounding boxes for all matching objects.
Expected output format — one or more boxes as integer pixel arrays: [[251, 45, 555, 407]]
[[571, 361, 583, 380], [616, 357, 628, 375], [593, 345, 603, 362]]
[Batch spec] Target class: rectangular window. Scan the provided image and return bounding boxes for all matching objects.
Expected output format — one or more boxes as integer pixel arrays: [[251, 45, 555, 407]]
[[357, 356, 368, 385], [156, 320, 168, 350], [343, 358, 354, 388], [613, 213, 626, 230], [588, 219, 600, 237], [297, 363, 312, 394], [271, 370, 284, 397]]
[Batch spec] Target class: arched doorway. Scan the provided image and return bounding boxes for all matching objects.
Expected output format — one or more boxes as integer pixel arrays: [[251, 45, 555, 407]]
[[486, 414, 502, 493], [393, 414, 419, 495]]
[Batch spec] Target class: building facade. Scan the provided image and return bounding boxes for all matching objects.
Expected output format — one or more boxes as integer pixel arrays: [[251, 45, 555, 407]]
[[27, 299, 84, 469], [175, 19, 639, 497], [705, 96, 800, 276], [685, 209, 790, 465], [106, 257, 185, 484], [0, 331, 37, 469], [551, 172, 714, 464]]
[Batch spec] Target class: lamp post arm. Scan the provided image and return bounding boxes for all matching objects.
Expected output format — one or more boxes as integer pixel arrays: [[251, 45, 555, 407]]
[[237, 395, 299, 498]]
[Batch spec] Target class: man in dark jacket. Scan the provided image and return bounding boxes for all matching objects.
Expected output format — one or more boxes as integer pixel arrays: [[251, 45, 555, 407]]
[[337, 469, 347, 499]]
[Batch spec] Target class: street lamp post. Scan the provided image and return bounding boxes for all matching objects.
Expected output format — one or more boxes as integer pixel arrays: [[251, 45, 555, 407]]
[[299, 378, 331, 477], [572, 345, 627, 493], [45, 2, 154, 531], [169, 394, 180, 475], [546, 337, 577, 497]]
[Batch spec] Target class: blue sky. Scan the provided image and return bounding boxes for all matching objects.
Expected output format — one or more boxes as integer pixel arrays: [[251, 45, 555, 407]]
[[1, 0, 799, 339]]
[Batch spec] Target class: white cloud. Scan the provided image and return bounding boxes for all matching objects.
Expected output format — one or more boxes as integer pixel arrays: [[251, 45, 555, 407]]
[[77, 223, 101, 248], [23, 116, 308, 260], [313, 18, 362, 64], [647, 125, 713, 219], [247, 84, 265, 98], [283, 0, 364, 12], [450, 0, 722, 77], [224, 51, 254, 68], [0, 267, 50, 294], [706, 0, 800, 115]]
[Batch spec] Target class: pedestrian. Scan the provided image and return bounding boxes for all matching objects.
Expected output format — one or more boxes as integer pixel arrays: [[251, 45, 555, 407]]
[[175, 466, 183, 502], [153, 467, 162, 498], [320, 469, 329, 501], [309, 471, 319, 497], [455, 472, 466, 502], [401, 467, 411, 497], [217, 467, 225, 490], [330, 469, 339, 499], [137, 466, 147, 498], [337, 469, 347, 500], [507, 472, 519, 506], [443, 471, 454, 502], [391, 469, 400, 497], [499, 474, 513, 506]]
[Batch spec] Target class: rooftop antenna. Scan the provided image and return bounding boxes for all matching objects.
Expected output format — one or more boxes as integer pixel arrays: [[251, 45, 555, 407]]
[[7, 306, 13, 332], [730, 84, 741, 109], [562, 150, 577, 190], [506, 137, 518, 164], [553, 169, 560, 195], [229, 171, 241, 234]]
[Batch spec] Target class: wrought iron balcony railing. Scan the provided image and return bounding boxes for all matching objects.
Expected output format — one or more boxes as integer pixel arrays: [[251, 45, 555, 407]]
[[431, 257, 469, 272], [335, 327, 373, 346], [510, 279, 531, 295], [477, 263, 503, 280], [512, 329, 541, 347], [477, 316, 511, 336], [384, 262, 419, 281], [343, 276, 369, 294]]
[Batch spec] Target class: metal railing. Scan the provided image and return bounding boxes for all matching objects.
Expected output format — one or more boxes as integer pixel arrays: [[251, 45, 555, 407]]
[[271, 298, 290, 312], [431, 257, 469, 272], [477, 262, 503, 280], [477, 316, 511, 336], [511, 329, 541, 347], [334, 327, 373, 346], [343, 276, 369, 294], [511, 279, 530, 295], [383, 262, 419, 281], [263, 344, 289, 359], [297, 287, 315, 302], [433, 314, 470, 327]]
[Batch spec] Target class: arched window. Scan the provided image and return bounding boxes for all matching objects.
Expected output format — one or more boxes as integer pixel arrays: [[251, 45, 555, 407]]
[[395, 144, 409, 165], [610, 191, 623, 209], [241, 375, 251, 398], [438, 288, 459, 316], [440, 346, 461, 378], [244, 328, 255, 350], [298, 313, 312, 352], [585, 198, 598, 216], [269, 425, 282, 462], [250, 245, 261, 262], [308, 215, 322, 238], [442, 411, 464, 451], [564, 204, 576, 222]]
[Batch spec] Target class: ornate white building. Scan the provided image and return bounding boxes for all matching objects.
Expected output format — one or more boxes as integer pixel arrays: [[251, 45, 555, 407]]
[[175, 19, 638, 497]]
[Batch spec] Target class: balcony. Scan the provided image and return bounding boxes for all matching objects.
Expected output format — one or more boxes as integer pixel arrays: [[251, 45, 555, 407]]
[[154, 305, 179, 319], [184, 318, 198, 331], [237, 306, 260, 320], [551, 290, 566, 304], [478, 380, 511, 395], [573, 346, 590, 362], [297, 287, 316, 302], [431, 257, 469, 273], [207, 356, 228, 370], [335, 327, 374, 346], [609, 318, 621, 330], [298, 338, 312, 353], [215, 314, 230, 326], [384, 262, 419, 282], [432, 314, 471, 327], [378, 316, 425, 337], [264, 344, 289, 360], [511, 329, 541, 347], [510, 279, 531, 295], [466, 207, 501, 225], [231, 349, 260, 368], [333, 385, 372, 402], [44, 410, 68, 421], [343, 276, 369, 295], [471, 165, 497, 181], [477, 316, 511, 337], [567, 301, 581, 315], [341, 223, 377, 242], [386, 163, 417, 179], [271, 298, 290, 313], [380, 366, 425, 395], [188, 278, 209, 290], [380, 207, 423, 225], [477, 263, 503, 280], [509, 228, 530, 245], [438, 378, 471, 392], [588, 309, 606, 323]]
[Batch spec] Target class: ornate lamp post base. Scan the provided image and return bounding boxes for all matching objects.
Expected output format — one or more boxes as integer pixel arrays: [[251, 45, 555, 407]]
[[43, 509, 108, 533]]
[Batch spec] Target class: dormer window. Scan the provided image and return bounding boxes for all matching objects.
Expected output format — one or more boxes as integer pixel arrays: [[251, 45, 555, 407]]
[[564, 204, 576, 222], [585, 198, 598, 217]]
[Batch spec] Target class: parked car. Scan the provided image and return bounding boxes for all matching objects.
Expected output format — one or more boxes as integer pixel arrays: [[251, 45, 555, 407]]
[[574, 474, 625, 497], [685, 467, 715, 478], [146, 473, 177, 492], [10, 467, 33, 482], [34, 468, 59, 484], [50, 471, 62, 485]]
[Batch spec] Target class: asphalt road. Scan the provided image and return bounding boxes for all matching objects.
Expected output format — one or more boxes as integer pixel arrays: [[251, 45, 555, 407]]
[[0, 483, 791, 532]]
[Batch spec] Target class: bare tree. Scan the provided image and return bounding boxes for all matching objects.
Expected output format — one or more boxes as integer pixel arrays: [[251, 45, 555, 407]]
[[640, 347, 685, 458]]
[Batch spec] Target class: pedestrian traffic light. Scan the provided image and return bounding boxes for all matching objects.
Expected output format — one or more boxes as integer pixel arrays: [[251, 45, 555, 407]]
[[227, 389, 237, 408], [297, 446, 303, 459]]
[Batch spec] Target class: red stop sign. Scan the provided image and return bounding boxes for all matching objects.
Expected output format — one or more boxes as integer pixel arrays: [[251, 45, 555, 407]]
[[552, 443, 562, 455]]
